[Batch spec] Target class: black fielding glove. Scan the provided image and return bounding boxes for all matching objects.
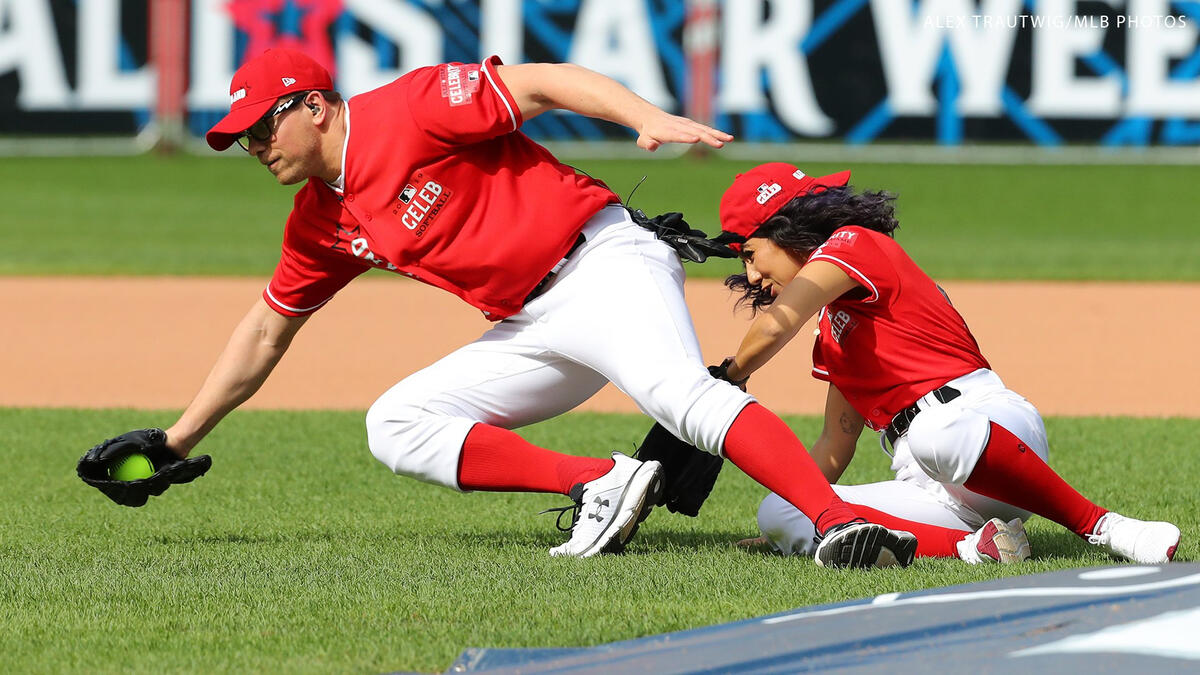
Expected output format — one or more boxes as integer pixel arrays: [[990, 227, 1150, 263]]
[[634, 422, 724, 517], [632, 360, 754, 516], [76, 428, 212, 507], [709, 358, 749, 390], [628, 209, 738, 263]]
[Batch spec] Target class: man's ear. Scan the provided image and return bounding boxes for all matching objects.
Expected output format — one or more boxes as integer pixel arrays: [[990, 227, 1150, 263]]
[[305, 92, 327, 124]]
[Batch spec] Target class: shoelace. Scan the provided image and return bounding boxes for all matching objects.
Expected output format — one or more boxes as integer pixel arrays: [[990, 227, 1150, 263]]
[[539, 483, 585, 533], [1086, 514, 1111, 545]]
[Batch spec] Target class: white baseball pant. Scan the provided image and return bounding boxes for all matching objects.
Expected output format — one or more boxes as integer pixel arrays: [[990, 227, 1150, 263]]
[[365, 205, 755, 489], [757, 368, 1050, 556]]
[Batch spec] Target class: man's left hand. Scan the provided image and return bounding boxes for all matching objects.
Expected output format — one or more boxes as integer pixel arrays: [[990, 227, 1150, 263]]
[[637, 112, 733, 152]]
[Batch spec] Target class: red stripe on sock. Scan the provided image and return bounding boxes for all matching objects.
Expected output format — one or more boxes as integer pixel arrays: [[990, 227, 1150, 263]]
[[456, 424, 613, 494], [964, 422, 1106, 537], [722, 403, 857, 535]]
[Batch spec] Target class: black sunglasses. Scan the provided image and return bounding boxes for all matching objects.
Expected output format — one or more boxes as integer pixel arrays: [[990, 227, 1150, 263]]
[[236, 92, 311, 151]]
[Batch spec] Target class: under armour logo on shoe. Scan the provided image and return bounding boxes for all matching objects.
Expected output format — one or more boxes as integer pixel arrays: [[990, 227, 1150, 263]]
[[586, 497, 610, 521]]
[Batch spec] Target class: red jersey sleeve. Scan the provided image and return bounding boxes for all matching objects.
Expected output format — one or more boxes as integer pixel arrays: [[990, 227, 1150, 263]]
[[805, 227, 896, 306], [263, 211, 368, 317], [405, 56, 523, 148]]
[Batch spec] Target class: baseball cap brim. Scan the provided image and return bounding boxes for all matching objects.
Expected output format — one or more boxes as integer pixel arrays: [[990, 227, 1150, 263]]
[[206, 48, 335, 151], [205, 98, 278, 151], [812, 169, 852, 190]]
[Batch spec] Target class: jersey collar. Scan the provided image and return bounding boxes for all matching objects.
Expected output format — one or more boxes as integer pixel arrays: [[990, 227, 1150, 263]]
[[324, 103, 351, 193]]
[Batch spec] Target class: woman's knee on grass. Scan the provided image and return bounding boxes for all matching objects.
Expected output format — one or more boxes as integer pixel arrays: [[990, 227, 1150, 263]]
[[757, 492, 817, 556]]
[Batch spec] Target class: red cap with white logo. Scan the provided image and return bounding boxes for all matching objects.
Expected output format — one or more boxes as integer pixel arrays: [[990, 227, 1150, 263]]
[[205, 48, 334, 151], [717, 162, 851, 249]]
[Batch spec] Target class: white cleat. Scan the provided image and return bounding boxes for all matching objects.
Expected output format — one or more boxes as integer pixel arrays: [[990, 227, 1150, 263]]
[[549, 452, 664, 558], [1088, 512, 1181, 564], [958, 518, 1031, 565]]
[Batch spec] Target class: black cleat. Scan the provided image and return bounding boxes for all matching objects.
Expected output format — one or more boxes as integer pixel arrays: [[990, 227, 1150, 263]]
[[814, 520, 917, 569]]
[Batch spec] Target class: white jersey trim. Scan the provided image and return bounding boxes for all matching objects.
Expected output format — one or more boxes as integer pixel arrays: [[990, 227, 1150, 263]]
[[482, 59, 518, 133], [264, 285, 333, 314], [809, 253, 880, 303], [324, 104, 350, 193]]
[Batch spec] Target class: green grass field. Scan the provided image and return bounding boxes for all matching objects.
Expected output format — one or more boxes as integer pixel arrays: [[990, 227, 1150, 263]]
[[3, 155, 1198, 672], [2, 155, 1198, 280], [1, 409, 1195, 673]]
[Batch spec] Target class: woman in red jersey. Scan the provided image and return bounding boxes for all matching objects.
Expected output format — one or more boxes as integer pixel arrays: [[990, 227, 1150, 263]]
[[714, 162, 1180, 564]]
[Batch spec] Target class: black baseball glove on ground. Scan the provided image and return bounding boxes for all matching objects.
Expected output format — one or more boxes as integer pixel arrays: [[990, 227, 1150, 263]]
[[634, 421, 724, 517], [76, 428, 212, 507]]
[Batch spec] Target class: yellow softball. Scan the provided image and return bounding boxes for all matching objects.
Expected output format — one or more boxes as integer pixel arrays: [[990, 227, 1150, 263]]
[[108, 453, 155, 481]]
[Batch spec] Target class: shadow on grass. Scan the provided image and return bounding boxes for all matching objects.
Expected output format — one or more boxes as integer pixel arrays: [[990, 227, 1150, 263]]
[[457, 528, 774, 556], [632, 530, 774, 551], [150, 532, 342, 546], [149, 528, 404, 547], [1026, 528, 1190, 564], [1029, 529, 1095, 561], [148, 524, 1182, 566]]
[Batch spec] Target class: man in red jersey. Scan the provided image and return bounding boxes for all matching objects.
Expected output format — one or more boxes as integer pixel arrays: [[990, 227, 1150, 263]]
[[716, 162, 1181, 565], [84, 49, 981, 566]]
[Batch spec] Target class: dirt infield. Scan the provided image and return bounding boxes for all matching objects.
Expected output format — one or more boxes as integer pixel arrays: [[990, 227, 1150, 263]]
[[4, 277, 1198, 417]]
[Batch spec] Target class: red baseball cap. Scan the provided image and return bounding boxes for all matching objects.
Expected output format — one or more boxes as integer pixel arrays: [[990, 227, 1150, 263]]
[[205, 48, 334, 151], [717, 163, 851, 248]]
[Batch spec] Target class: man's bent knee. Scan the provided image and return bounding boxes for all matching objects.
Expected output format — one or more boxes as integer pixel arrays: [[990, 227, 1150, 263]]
[[652, 377, 753, 457], [365, 392, 473, 490]]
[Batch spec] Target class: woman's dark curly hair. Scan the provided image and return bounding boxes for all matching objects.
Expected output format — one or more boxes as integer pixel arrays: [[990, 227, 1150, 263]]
[[725, 185, 899, 313]]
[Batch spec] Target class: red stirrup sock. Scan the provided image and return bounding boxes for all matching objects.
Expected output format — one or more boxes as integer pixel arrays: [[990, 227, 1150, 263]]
[[456, 424, 614, 494], [722, 403, 858, 535], [963, 422, 1106, 537], [848, 504, 970, 558]]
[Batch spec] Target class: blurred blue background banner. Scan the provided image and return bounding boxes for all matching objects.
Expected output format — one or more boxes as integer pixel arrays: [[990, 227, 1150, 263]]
[[1, 0, 1198, 147]]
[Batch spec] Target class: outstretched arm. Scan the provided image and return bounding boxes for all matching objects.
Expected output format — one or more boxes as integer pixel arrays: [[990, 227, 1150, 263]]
[[724, 260, 858, 383], [164, 297, 308, 456], [495, 62, 732, 151]]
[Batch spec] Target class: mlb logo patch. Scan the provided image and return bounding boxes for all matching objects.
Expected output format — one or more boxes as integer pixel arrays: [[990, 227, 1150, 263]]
[[398, 185, 417, 204], [755, 182, 782, 205]]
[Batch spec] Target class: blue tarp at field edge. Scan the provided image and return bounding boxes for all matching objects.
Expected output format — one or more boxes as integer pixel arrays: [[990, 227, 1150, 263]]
[[446, 563, 1200, 673]]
